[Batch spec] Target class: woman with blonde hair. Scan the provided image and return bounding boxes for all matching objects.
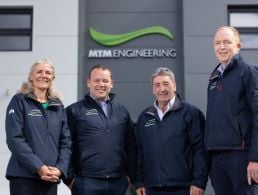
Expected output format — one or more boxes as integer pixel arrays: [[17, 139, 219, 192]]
[[5, 59, 71, 195]]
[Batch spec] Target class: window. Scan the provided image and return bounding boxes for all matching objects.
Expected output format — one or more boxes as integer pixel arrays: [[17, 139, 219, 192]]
[[0, 7, 33, 51], [229, 5, 258, 49]]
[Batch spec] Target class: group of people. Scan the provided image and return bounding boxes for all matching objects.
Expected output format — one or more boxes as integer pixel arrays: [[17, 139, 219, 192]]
[[5, 25, 258, 195]]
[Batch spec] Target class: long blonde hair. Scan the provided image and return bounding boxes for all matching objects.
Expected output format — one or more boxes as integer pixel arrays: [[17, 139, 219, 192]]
[[18, 59, 63, 101]]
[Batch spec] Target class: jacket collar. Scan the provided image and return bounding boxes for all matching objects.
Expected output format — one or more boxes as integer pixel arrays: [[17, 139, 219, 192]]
[[145, 93, 182, 116], [25, 92, 63, 106], [84, 92, 115, 104], [209, 53, 242, 81]]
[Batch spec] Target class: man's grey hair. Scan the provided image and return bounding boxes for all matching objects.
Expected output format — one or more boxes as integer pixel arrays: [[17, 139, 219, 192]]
[[151, 67, 175, 82]]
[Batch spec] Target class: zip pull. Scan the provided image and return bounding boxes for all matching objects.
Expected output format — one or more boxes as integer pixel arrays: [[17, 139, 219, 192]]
[[241, 140, 245, 149], [217, 82, 223, 91]]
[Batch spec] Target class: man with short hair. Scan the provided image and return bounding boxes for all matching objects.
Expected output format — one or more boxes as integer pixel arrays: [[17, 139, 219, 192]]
[[205, 26, 258, 195], [135, 67, 208, 195], [64, 64, 136, 195]]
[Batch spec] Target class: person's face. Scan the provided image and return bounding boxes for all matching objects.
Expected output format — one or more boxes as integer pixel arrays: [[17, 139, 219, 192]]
[[213, 28, 241, 64], [29, 63, 55, 91], [87, 68, 113, 101], [152, 75, 176, 105]]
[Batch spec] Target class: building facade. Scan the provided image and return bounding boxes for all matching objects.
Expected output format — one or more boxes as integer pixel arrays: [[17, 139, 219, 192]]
[[0, 0, 258, 194]]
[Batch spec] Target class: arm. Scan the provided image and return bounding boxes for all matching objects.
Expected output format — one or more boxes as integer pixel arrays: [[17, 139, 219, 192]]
[[124, 113, 137, 184], [134, 115, 145, 189], [55, 108, 71, 179], [244, 66, 258, 184], [5, 96, 44, 174], [62, 106, 78, 187], [188, 107, 208, 190]]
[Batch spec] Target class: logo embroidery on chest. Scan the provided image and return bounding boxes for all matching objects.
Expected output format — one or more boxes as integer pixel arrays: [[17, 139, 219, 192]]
[[85, 109, 99, 116], [8, 109, 15, 115], [144, 119, 156, 127], [28, 109, 42, 116], [209, 81, 217, 91]]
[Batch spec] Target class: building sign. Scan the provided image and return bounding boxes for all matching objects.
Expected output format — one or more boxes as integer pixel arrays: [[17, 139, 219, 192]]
[[88, 26, 176, 58]]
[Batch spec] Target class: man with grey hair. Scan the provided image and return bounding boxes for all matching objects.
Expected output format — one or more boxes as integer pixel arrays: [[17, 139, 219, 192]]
[[135, 67, 208, 195]]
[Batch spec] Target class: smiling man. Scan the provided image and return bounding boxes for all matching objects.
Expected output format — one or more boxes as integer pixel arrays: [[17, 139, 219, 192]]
[[205, 26, 258, 195], [135, 67, 208, 195], [63, 64, 136, 195]]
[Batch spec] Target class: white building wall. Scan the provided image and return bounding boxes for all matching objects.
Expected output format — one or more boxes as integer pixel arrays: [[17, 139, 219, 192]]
[[0, 0, 78, 194]]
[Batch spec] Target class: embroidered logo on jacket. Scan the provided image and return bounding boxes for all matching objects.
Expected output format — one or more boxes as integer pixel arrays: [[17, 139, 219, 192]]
[[144, 119, 156, 127], [28, 109, 42, 116], [85, 109, 99, 116], [209, 81, 217, 91], [8, 109, 15, 115]]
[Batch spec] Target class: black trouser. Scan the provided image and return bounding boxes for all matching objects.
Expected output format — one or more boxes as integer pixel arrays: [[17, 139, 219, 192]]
[[209, 150, 258, 195], [146, 187, 189, 195], [9, 177, 57, 195], [71, 176, 129, 195]]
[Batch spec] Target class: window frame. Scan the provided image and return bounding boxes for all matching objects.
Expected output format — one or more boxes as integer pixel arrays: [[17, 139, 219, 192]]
[[228, 5, 258, 49], [0, 7, 33, 51]]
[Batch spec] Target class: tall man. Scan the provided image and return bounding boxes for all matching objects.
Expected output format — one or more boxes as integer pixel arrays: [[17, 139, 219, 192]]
[[135, 67, 208, 195], [205, 26, 258, 195], [64, 64, 136, 195]]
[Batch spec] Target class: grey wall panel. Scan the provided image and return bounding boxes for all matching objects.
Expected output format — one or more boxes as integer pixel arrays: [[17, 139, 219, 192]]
[[183, 1, 227, 35], [241, 51, 258, 66], [112, 82, 154, 121], [184, 36, 217, 74], [79, 0, 184, 120], [85, 0, 178, 12], [184, 74, 209, 114], [229, 0, 258, 3]]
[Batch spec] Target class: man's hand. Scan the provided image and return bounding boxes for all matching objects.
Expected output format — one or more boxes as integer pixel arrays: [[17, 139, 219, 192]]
[[136, 187, 146, 195], [247, 162, 258, 185], [190, 185, 204, 195]]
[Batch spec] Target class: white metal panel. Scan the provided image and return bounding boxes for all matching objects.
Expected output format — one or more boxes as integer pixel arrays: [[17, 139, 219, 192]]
[[0, 1, 78, 194]]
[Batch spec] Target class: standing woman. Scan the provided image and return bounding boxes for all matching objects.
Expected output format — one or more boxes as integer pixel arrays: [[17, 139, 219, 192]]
[[5, 59, 71, 195]]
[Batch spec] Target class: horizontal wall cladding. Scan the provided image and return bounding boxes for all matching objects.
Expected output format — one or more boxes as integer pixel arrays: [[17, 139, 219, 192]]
[[85, 0, 178, 12], [183, 1, 226, 35], [184, 36, 218, 74], [0, 1, 78, 195], [33, 1, 78, 36], [184, 74, 210, 113], [240, 50, 258, 67], [1, 37, 78, 74], [55, 75, 78, 106], [0, 75, 27, 116], [0, 152, 10, 195]]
